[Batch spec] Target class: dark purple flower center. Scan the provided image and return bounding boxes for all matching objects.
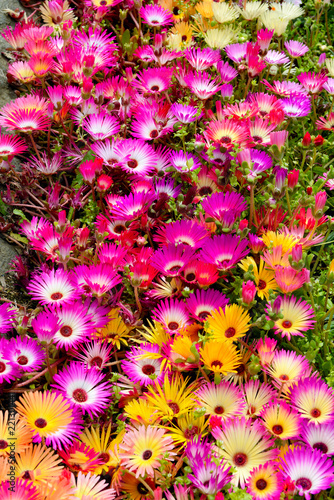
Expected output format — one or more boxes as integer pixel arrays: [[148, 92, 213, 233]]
[[73, 388, 88, 403], [184, 426, 199, 439], [127, 159, 138, 169], [60, 325, 72, 337], [90, 356, 103, 368], [98, 452, 110, 463], [151, 85, 160, 91], [296, 478, 312, 490], [225, 327, 236, 338], [150, 130, 159, 139], [34, 418, 47, 428], [50, 292, 63, 300], [142, 364, 155, 375], [17, 355, 29, 365], [138, 483, 149, 495], [272, 424, 283, 435], [311, 408, 321, 418], [236, 363, 246, 374], [220, 136, 231, 144], [199, 186, 213, 196], [256, 479, 267, 490], [211, 360, 223, 369], [233, 453, 247, 466], [252, 135, 263, 143], [279, 374, 289, 381], [143, 450, 153, 460], [214, 406, 224, 415], [185, 273, 196, 282], [168, 402, 180, 414], [258, 279, 266, 290], [198, 311, 210, 320], [168, 322, 179, 331], [313, 442, 328, 453], [0, 440, 8, 449], [114, 225, 126, 234], [169, 265, 181, 274], [22, 471, 32, 480], [282, 320, 292, 328]]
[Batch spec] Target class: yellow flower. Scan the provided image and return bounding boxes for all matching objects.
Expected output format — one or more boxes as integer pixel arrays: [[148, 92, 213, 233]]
[[206, 304, 251, 342], [79, 424, 124, 476], [204, 27, 237, 49], [200, 341, 241, 375], [120, 471, 152, 500], [96, 308, 130, 348], [239, 257, 277, 299], [164, 412, 209, 446], [329, 259, 334, 276], [40, 0, 77, 27], [15, 443, 63, 485], [262, 231, 297, 254], [0, 456, 9, 483], [196, 0, 213, 18], [0, 411, 32, 457], [170, 21, 193, 47], [146, 374, 197, 420], [124, 399, 160, 426], [212, 2, 239, 23], [141, 319, 171, 347]]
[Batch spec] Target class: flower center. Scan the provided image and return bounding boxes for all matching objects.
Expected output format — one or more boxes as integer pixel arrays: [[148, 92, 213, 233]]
[[225, 327, 236, 338], [90, 356, 103, 368], [233, 453, 247, 466], [295, 478, 312, 490], [72, 388, 88, 403], [211, 360, 223, 369], [214, 405, 225, 415], [114, 225, 126, 234], [220, 136, 231, 144], [185, 272, 196, 281], [138, 483, 149, 495], [198, 311, 210, 320], [22, 471, 33, 480], [98, 452, 110, 463], [282, 320, 292, 328], [0, 440, 8, 449], [169, 265, 181, 274], [252, 136, 263, 143], [142, 450, 153, 460], [181, 35, 187, 42], [168, 322, 179, 331], [34, 418, 47, 428], [258, 279, 266, 290], [127, 159, 138, 169], [60, 325, 73, 337], [17, 355, 29, 365], [0, 362, 6, 373], [150, 130, 159, 139], [173, 7, 179, 14], [151, 85, 159, 91], [310, 408, 321, 418], [313, 442, 328, 453], [236, 363, 245, 374], [272, 424, 283, 435], [256, 479, 267, 490], [279, 374, 289, 381], [168, 402, 180, 414], [199, 186, 213, 196], [184, 426, 199, 439], [142, 364, 156, 375], [50, 292, 63, 300]]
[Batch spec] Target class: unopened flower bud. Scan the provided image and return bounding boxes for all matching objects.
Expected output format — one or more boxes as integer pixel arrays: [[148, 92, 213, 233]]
[[302, 132, 312, 147], [242, 280, 256, 305]]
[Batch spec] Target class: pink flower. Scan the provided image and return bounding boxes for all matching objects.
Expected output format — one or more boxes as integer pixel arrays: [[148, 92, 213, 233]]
[[242, 280, 256, 305]]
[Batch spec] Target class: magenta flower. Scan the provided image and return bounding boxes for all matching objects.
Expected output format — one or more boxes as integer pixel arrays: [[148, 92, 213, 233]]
[[280, 94, 311, 117], [140, 4, 173, 26], [0, 133, 27, 160], [111, 192, 156, 220], [152, 298, 191, 334], [51, 362, 112, 417], [257, 28, 274, 53], [122, 343, 166, 386], [242, 280, 256, 305], [169, 150, 201, 172], [170, 103, 201, 124], [297, 71, 328, 94], [120, 139, 157, 176], [132, 67, 174, 94], [285, 40, 309, 57], [74, 263, 122, 298], [200, 234, 249, 271], [82, 113, 120, 140], [184, 71, 223, 100], [151, 244, 196, 277], [154, 219, 209, 249], [0, 303, 16, 334], [28, 269, 80, 306], [202, 191, 247, 220], [217, 60, 238, 83], [225, 42, 248, 63], [53, 301, 95, 350], [186, 288, 229, 322], [31, 308, 63, 343], [185, 47, 221, 71], [8, 336, 44, 373]]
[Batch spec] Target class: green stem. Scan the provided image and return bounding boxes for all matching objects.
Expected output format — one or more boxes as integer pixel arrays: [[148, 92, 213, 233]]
[[311, 226, 332, 276], [285, 187, 292, 217], [249, 184, 255, 227]]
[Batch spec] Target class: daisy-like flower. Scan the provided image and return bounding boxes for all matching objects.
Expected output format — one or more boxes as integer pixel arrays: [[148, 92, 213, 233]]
[[323, 78, 334, 95], [239, 257, 277, 300], [27, 268, 80, 306], [200, 234, 249, 271], [0, 303, 16, 334], [15, 391, 83, 449], [285, 40, 309, 57], [0, 410, 33, 457], [300, 420, 334, 455], [297, 71, 328, 94], [146, 373, 197, 419], [212, 2, 239, 23], [196, 380, 245, 418], [58, 440, 103, 474], [0, 479, 41, 500], [82, 113, 120, 141], [132, 67, 174, 94], [111, 192, 156, 220], [235, 1, 268, 20], [169, 150, 201, 173], [53, 301, 94, 350], [187, 456, 231, 495], [265, 50, 290, 65], [31, 308, 62, 344], [8, 336, 44, 373], [262, 79, 308, 96], [266, 295, 315, 340], [266, 350, 311, 391], [51, 362, 112, 418], [121, 343, 165, 387], [124, 399, 160, 426], [0, 355, 20, 384], [72, 340, 113, 370], [280, 94, 311, 117], [170, 103, 201, 124], [72, 471, 116, 500], [256, 337, 277, 367], [0, 108, 50, 132], [40, 0, 77, 27], [15, 443, 63, 485], [151, 244, 196, 277], [152, 298, 191, 334], [185, 47, 221, 71], [120, 471, 154, 500], [140, 4, 174, 26], [248, 118, 276, 146], [186, 289, 229, 322], [119, 425, 176, 478], [288, 376, 334, 425], [212, 417, 278, 487], [184, 71, 223, 100], [202, 191, 247, 220], [95, 308, 130, 349], [275, 266, 309, 293], [74, 264, 122, 298], [154, 219, 209, 249], [204, 27, 237, 50], [204, 119, 248, 149], [80, 424, 124, 475], [121, 139, 157, 177], [206, 304, 251, 342], [260, 400, 301, 439], [242, 380, 277, 417], [200, 341, 241, 375], [279, 447, 334, 500], [166, 412, 208, 446], [246, 463, 283, 500], [0, 133, 27, 160]]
